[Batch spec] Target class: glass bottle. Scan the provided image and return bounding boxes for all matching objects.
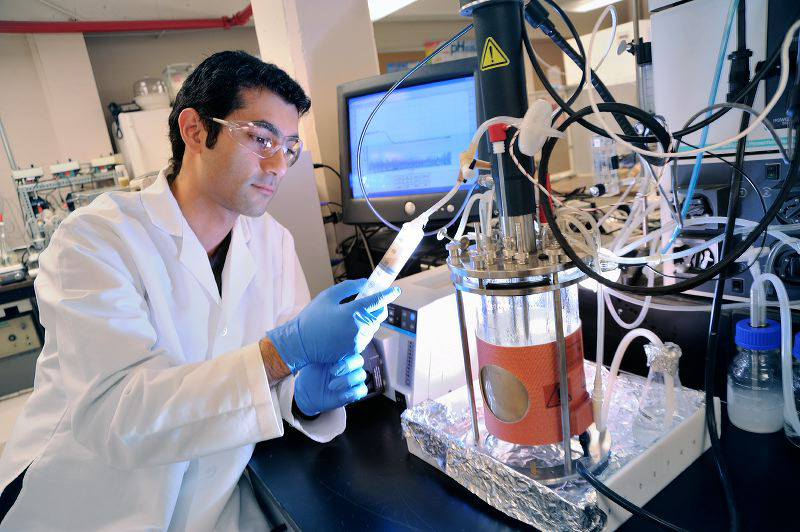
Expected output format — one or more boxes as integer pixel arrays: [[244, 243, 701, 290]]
[[726, 319, 784, 433], [633, 342, 687, 445], [591, 134, 620, 196], [785, 331, 800, 448]]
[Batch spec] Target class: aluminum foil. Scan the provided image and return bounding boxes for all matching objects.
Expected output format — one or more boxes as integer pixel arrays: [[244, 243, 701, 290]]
[[644, 341, 682, 376], [401, 361, 706, 531]]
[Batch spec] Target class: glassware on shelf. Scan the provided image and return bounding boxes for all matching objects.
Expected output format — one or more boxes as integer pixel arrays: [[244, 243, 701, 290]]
[[162, 63, 195, 103], [133, 77, 170, 110]]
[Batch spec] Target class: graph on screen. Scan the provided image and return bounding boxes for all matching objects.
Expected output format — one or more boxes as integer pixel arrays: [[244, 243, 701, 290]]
[[348, 76, 476, 198]]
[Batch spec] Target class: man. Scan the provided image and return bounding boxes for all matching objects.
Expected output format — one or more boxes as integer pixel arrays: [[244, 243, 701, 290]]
[[0, 51, 398, 530]]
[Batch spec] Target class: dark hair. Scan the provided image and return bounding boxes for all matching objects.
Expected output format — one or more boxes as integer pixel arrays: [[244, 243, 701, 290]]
[[166, 50, 311, 183]]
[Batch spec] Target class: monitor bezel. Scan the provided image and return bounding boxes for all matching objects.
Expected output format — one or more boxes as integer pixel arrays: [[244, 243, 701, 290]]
[[338, 58, 481, 226]]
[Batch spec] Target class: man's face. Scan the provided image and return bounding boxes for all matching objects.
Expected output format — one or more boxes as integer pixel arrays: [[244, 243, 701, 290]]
[[198, 88, 300, 217]]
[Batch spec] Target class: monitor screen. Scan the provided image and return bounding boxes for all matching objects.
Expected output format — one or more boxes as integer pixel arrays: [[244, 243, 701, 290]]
[[347, 76, 477, 199], [338, 58, 482, 225]]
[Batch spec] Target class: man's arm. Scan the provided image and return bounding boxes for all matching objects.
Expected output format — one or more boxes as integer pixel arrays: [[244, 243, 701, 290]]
[[259, 337, 290, 384]]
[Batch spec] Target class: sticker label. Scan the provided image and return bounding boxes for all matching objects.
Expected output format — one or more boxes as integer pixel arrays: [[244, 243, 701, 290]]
[[544, 383, 573, 409], [480, 37, 510, 71]]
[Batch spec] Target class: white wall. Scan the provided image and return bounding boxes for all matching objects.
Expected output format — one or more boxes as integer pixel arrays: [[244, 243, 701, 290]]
[[252, 0, 380, 206], [564, 20, 651, 87], [373, 19, 467, 52], [0, 33, 111, 248], [84, 27, 261, 140], [252, 0, 380, 260]]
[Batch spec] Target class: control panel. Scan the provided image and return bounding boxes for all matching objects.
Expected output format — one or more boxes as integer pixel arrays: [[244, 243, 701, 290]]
[[0, 314, 42, 359], [386, 304, 417, 334]]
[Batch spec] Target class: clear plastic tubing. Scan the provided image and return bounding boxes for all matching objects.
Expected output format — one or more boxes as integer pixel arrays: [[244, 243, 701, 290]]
[[616, 219, 800, 259], [468, 116, 519, 151], [750, 273, 800, 435], [600, 328, 664, 432], [558, 213, 606, 422], [605, 225, 800, 266], [603, 288, 800, 313], [454, 191, 488, 240]]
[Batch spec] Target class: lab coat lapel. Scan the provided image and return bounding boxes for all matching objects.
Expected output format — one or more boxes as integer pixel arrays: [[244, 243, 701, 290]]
[[142, 170, 221, 304], [220, 217, 255, 320], [178, 227, 221, 304]]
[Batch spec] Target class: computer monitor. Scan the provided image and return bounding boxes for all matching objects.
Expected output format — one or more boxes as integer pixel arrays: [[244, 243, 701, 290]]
[[338, 58, 482, 225]]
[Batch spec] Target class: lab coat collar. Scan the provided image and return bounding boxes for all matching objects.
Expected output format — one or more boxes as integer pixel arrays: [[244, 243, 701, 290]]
[[141, 169, 254, 307], [141, 170, 217, 302], [141, 169, 183, 237]]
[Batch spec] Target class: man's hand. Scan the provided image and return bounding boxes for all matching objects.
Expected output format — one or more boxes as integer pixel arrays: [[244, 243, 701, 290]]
[[266, 279, 400, 374], [293, 354, 368, 417]]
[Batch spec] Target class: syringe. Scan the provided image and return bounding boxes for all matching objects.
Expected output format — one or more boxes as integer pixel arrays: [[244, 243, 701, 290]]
[[355, 165, 473, 300], [355, 215, 427, 300]]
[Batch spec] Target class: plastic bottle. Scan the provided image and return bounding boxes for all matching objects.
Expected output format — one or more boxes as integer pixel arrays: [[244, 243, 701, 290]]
[[726, 319, 784, 433], [632, 342, 687, 446], [591, 134, 620, 196], [785, 331, 800, 448], [356, 216, 427, 300]]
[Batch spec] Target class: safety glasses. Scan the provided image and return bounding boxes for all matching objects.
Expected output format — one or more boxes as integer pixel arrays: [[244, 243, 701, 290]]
[[211, 117, 303, 167]]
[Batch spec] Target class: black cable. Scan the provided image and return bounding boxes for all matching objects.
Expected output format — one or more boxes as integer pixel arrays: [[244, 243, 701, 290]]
[[523, 0, 795, 143], [700, 13, 754, 523], [313, 163, 341, 180], [522, 6, 646, 144], [576, 461, 689, 532], [536, 0, 586, 125], [736, 0, 746, 52], [523, 1, 644, 144], [645, 264, 686, 280], [539, 103, 800, 296], [355, 23, 475, 236], [356, 224, 375, 271]]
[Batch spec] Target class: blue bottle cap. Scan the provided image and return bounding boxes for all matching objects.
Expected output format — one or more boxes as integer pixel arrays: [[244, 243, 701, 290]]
[[794, 331, 800, 360], [734, 319, 781, 351]]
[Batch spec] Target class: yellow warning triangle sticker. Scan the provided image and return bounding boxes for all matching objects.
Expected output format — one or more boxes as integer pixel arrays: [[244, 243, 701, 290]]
[[480, 37, 510, 71]]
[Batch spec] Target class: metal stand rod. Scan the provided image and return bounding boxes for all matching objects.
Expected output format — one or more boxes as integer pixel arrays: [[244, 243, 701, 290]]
[[455, 289, 480, 446], [0, 118, 19, 171], [521, 297, 530, 343], [552, 271, 573, 474], [631, 0, 643, 110]]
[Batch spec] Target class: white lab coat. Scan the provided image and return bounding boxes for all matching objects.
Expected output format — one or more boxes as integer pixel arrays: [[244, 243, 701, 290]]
[[0, 171, 345, 531]]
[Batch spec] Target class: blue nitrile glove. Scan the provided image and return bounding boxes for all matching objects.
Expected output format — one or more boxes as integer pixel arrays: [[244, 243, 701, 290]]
[[266, 279, 400, 374], [294, 354, 368, 416]]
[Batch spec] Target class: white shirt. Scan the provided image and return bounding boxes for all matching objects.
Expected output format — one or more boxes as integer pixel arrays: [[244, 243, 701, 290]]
[[0, 171, 345, 531]]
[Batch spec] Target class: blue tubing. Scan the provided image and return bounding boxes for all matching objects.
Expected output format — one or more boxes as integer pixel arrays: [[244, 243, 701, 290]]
[[663, 0, 740, 253]]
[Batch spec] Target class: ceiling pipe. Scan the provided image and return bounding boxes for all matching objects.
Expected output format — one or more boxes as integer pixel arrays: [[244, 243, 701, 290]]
[[0, 4, 252, 34]]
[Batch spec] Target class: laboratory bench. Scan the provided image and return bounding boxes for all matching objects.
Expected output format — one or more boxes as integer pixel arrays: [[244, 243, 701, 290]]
[[248, 395, 800, 532]]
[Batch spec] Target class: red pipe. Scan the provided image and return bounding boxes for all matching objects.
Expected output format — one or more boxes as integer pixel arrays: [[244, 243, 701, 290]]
[[0, 4, 252, 34]]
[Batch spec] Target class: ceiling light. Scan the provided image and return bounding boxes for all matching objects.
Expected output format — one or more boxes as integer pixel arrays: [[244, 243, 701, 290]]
[[561, 0, 624, 14], [368, 0, 418, 22]]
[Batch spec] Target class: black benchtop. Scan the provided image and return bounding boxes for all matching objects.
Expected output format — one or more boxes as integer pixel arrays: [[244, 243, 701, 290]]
[[248, 396, 800, 531]]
